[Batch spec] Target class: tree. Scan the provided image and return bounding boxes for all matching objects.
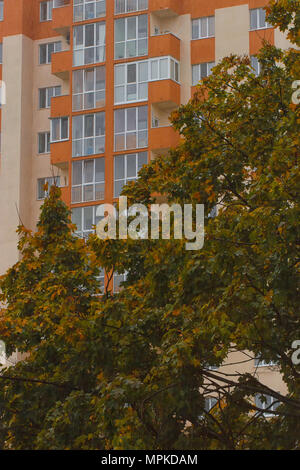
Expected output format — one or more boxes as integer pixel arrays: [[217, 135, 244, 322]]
[[0, 1, 299, 449]]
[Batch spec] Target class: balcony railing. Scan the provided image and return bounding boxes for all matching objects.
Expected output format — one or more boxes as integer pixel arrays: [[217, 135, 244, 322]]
[[149, 33, 180, 61], [52, 50, 72, 79]]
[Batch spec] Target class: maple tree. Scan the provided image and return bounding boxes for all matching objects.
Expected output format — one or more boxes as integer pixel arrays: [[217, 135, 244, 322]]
[[0, 0, 299, 449]]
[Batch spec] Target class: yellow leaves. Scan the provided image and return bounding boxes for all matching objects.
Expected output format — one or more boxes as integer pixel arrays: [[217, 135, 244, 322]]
[[172, 309, 181, 317], [265, 290, 273, 304], [192, 192, 202, 202]]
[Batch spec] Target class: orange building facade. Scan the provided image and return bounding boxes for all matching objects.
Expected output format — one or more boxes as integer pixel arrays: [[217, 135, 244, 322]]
[[0, 0, 291, 275]]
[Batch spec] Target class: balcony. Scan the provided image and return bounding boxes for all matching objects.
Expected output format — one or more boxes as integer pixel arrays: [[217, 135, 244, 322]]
[[149, 125, 180, 155], [50, 140, 71, 167], [149, 80, 180, 110], [149, 0, 181, 17], [51, 95, 72, 118], [51, 50, 72, 80], [52, 1, 72, 37], [149, 33, 180, 61]]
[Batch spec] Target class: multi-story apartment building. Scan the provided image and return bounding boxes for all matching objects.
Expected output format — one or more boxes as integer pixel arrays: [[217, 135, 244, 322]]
[[0, 0, 293, 408]]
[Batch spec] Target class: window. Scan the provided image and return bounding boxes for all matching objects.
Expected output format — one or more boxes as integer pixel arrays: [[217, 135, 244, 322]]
[[72, 112, 105, 157], [72, 158, 105, 203], [37, 177, 60, 200], [149, 56, 179, 82], [254, 358, 278, 367], [74, 0, 106, 22], [72, 204, 102, 239], [204, 397, 218, 412], [113, 272, 127, 293], [0, 1, 3, 21], [39, 41, 62, 64], [38, 132, 51, 154], [115, 57, 179, 105], [115, 14, 148, 60], [40, 1, 53, 21], [73, 22, 106, 66], [192, 62, 214, 86], [114, 105, 148, 151], [97, 268, 105, 294], [114, 151, 147, 197], [73, 66, 105, 111], [39, 86, 61, 109], [51, 117, 69, 142], [251, 56, 261, 76], [192, 16, 215, 39], [115, 60, 148, 104], [115, 0, 148, 14], [255, 394, 280, 417], [0, 43, 2, 64], [250, 8, 270, 30]]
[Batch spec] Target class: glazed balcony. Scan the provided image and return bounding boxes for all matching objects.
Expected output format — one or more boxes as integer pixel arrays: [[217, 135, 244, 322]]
[[149, 125, 180, 155], [51, 95, 72, 118], [149, 33, 180, 61], [149, 80, 180, 110], [51, 50, 72, 80], [52, 0, 72, 37], [149, 0, 181, 17]]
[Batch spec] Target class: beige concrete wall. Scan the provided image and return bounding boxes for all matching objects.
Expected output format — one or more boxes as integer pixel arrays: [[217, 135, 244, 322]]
[[0, 34, 69, 275], [30, 36, 69, 230], [274, 28, 295, 50], [215, 4, 249, 62], [0, 34, 33, 274], [221, 350, 287, 395]]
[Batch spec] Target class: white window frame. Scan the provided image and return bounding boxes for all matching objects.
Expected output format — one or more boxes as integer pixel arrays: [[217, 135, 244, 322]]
[[72, 66, 106, 111], [192, 16, 215, 40], [73, 0, 106, 23], [114, 151, 147, 197], [39, 41, 62, 65], [72, 158, 105, 203], [115, 60, 148, 105], [114, 105, 148, 152], [204, 397, 218, 412], [38, 131, 51, 154], [149, 56, 180, 83], [72, 204, 102, 239], [73, 22, 106, 67], [192, 62, 215, 86], [96, 268, 105, 294], [113, 272, 127, 293], [254, 358, 278, 368], [115, 0, 148, 15], [114, 14, 148, 60], [250, 56, 261, 76], [39, 86, 61, 109], [255, 394, 280, 417], [50, 117, 69, 142], [72, 112, 105, 157], [114, 56, 180, 105], [250, 8, 271, 31], [0, 1, 4, 21], [37, 176, 61, 200], [40, 1, 53, 22]]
